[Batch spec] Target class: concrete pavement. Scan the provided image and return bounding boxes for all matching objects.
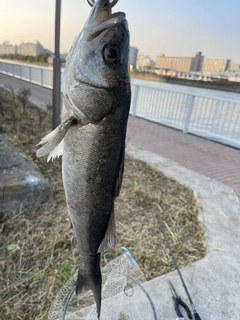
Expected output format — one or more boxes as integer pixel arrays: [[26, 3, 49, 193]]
[[127, 144, 240, 320], [0, 73, 52, 108], [127, 116, 240, 196]]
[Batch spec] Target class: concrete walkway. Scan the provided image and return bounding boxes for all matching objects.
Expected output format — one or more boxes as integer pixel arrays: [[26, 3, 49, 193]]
[[127, 144, 240, 320], [127, 116, 240, 196]]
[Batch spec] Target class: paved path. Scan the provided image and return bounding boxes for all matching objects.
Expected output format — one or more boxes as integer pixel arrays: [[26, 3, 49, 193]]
[[0, 73, 52, 104], [1, 73, 240, 194], [127, 116, 240, 195], [128, 144, 240, 320]]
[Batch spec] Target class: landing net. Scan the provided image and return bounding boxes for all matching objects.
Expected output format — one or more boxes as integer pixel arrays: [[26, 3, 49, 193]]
[[48, 249, 157, 320]]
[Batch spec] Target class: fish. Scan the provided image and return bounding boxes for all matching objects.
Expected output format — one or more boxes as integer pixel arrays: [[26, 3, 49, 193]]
[[36, 0, 130, 318]]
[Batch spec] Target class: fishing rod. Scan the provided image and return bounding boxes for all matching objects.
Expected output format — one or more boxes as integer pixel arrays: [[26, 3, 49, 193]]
[[132, 158, 201, 320]]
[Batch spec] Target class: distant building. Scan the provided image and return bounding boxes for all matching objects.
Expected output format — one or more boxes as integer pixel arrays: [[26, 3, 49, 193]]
[[137, 54, 155, 70], [155, 51, 203, 73], [201, 58, 231, 74], [44, 48, 54, 57], [129, 47, 138, 69], [0, 41, 17, 55], [17, 41, 44, 56], [155, 51, 231, 74], [229, 64, 240, 71]]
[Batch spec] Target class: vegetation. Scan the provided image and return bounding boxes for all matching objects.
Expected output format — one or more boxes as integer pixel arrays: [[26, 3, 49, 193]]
[[0, 86, 206, 319], [17, 87, 31, 113], [0, 53, 50, 63]]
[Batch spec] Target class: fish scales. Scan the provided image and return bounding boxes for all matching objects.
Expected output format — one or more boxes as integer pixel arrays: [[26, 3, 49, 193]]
[[36, 0, 130, 318], [63, 109, 129, 251]]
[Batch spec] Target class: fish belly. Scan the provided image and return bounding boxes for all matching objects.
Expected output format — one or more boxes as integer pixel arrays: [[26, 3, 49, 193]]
[[62, 110, 127, 264]]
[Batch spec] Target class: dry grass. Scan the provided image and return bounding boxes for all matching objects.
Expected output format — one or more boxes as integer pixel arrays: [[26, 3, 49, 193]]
[[0, 87, 206, 319]]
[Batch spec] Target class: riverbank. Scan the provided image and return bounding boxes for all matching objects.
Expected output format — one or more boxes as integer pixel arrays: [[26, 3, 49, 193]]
[[131, 71, 240, 93], [1, 58, 239, 94]]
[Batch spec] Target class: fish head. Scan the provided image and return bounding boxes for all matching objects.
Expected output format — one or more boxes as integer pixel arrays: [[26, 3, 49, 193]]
[[62, 0, 131, 123]]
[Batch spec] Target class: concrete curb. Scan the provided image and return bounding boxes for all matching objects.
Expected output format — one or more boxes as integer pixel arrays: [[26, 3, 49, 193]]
[[126, 143, 240, 320]]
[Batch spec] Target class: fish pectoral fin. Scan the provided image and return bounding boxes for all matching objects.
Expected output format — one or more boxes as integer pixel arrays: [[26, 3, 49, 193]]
[[98, 210, 116, 253], [36, 116, 76, 162]]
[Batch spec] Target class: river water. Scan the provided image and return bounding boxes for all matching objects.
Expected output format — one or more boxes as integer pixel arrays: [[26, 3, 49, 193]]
[[131, 78, 240, 101]]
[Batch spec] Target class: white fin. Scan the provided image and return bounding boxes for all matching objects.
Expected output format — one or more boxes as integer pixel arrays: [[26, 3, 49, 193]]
[[47, 140, 64, 162], [36, 116, 75, 161], [98, 210, 116, 253]]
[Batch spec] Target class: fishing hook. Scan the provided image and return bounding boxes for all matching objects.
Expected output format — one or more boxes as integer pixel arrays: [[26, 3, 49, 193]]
[[87, 0, 119, 9]]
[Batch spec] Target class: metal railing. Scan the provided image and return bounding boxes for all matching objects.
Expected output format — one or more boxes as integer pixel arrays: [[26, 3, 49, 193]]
[[1, 60, 240, 149], [0, 59, 55, 88], [130, 82, 240, 148]]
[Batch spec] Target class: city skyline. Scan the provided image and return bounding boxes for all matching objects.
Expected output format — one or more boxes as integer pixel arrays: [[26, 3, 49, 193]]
[[0, 0, 239, 63]]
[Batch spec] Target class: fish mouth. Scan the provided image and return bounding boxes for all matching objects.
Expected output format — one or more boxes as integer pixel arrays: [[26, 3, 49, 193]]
[[84, 0, 126, 43]]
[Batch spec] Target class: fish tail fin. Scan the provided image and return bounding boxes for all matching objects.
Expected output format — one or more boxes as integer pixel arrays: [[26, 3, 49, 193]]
[[76, 267, 102, 320]]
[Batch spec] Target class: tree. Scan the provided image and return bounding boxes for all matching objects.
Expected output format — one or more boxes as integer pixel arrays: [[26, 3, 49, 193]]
[[17, 87, 31, 113]]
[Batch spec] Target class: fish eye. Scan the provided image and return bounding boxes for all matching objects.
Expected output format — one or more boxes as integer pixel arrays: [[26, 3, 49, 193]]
[[104, 46, 120, 64]]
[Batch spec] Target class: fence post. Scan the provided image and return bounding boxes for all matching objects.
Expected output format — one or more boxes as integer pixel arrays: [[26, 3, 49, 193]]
[[29, 67, 32, 82], [131, 85, 139, 117], [184, 95, 195, 133], [41, 69, 44, 86]]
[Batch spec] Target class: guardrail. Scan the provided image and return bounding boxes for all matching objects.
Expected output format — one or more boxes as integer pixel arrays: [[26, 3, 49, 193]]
[[1, 60, 240, 149], [130, 83, 240, 148], [0, 59, 56, 88]]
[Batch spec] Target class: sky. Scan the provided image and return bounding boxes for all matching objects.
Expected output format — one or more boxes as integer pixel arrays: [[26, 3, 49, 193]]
[[0, 0, 240, 63]]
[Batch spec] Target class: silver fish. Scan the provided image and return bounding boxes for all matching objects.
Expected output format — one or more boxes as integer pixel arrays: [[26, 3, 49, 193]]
[[37, 0, 130, 318]]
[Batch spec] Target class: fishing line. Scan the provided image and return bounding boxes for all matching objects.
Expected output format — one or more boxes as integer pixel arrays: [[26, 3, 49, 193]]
[[131, 157, 201, 320]]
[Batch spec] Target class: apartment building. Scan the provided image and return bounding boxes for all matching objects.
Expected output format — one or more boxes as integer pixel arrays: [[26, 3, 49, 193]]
[[0, 42, 17, 55], [155, 51, 231, 74], [201, 58, 231, 73], [0, 41, 44, 56], [229, 63, 240, 71], [155, 52, 202, 73], [17, 41, 44, 56], [137, 54, 155, 70], [130, 47, 138, 68]]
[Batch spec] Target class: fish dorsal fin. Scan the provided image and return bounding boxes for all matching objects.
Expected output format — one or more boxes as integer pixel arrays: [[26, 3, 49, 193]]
[[98, 210, 116, 253], [36, 116, 75, 162]]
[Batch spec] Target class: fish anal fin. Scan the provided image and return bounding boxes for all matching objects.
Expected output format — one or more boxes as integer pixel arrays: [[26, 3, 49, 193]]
[[115, 145, 125, 197], [36, 116, 75, 161], [98, 210, 116, 253]]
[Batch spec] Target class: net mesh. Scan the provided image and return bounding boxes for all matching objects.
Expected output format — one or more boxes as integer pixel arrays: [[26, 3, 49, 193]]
[[48, 250, 157, 320]]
